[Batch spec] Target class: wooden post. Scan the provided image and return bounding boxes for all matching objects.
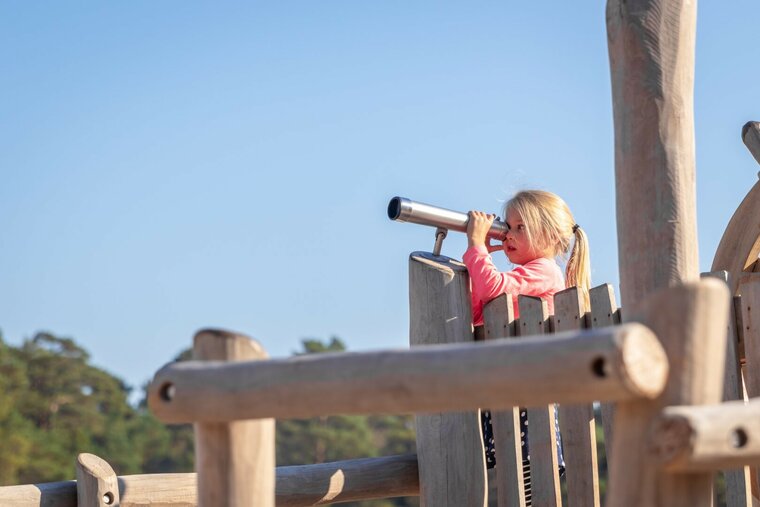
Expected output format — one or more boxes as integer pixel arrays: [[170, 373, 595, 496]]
[[555, 287, 600, 507], [704, 271, 752, 507], [193, 329, 274, 507], [518, 295, 561, 507], [408, 252, 486, 507], [607, 0, 700, 307], [482, 294, 526, 507], [76, 453, 119, 507], [743, 121, 760, 166], [606, 279, 729, 507]]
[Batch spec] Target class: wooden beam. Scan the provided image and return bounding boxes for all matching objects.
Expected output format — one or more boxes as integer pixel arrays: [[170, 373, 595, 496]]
[[0, 454, 419, 507], [148, 324, 667, 424], [651, 400, 760, 472]]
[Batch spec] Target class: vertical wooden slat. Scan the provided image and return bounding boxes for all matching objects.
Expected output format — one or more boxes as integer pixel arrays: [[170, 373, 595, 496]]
[[194, 329, 275, 507], [738, 274, 760, 502], [76, 453, 119, 507], [518, 295, 561, 507], [588, 283, 620, 462], [409, 252, 487, 507], [554, 288, 600, 507], [483, 294, 526, 507], [606, 280, 729, 507], [703, 271, 752, 507]]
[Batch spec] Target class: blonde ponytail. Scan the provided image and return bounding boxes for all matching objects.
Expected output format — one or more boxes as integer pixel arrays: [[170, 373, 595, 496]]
[[566, 225, 591, 311]]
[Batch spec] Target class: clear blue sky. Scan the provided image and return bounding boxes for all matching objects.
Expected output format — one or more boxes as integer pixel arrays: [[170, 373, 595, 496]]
[[2, 2, 759, 401]]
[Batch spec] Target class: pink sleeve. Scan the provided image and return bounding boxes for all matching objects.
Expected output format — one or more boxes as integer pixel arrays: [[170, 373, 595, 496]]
[[462, 246, 558, 323]]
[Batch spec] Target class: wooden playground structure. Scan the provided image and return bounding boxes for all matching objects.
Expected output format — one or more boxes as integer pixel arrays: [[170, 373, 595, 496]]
[[4, 1, 760, 505]]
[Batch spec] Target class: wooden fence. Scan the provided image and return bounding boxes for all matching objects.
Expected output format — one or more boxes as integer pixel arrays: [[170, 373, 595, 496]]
[[4, 263, 760, 506]]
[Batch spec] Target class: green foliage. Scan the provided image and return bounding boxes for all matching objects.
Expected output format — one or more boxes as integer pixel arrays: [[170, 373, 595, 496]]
[[0, 331, 419, 505]]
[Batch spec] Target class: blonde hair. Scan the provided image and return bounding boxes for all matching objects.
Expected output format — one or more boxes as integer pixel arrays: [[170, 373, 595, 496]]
[[504, 190, 592, 310]]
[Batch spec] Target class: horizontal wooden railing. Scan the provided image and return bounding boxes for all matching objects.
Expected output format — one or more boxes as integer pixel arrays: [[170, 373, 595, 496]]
[[0, 453, 419, 507]]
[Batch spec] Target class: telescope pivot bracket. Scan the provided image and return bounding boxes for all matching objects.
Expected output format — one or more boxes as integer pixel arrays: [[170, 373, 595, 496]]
[[433, 227, 448, 257]]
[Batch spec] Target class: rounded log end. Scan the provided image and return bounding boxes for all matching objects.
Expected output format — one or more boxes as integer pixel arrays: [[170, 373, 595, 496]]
[[741, 121, 759, 141], [617, 323, 669, 399], [742, 121, 760, 165], [146, 365, 185, 424], [77, 453, 117, 477], [409, 251, 467, 272], [193, 328, 268, 360], [649, 414, 694, 467]]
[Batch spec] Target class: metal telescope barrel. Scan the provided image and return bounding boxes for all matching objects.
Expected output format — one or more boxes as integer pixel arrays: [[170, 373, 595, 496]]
[[387, 196, 509, 241]]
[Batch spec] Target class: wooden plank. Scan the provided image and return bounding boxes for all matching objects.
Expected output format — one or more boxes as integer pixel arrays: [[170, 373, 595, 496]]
[[408, 252, 486, 507], [606, 280, 729, 507], [703, 271, 752, 507], [76, 453, 120, 507], [518, 295, 561, 507], [193, 329, 275, 507], [588, 283, 620, 463], [554, 287, 600, 507], [148, 324, 668, 422], [738, 274, 760, 502], [483, 294, 525, 507]]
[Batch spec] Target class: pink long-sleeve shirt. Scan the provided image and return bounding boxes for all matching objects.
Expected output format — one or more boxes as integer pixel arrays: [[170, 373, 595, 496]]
[[462, 245, 565, 326]]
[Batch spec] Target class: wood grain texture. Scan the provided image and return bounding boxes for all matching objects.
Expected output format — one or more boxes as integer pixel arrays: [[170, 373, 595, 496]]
[[650, 399, 760, 472], [408, 253, 486, 507], [192, 329, 275, 507], [607, 0, 700, 311], [482, 294, 525, 507], [148, 324, 667, 423], [75, 453, 119, 507], [589, 284, 620, 462], [0, 455, 419, 507], [606, 279, 730, 507], [554, 287, 600, 507], [703, 272, 752, 507], [518, 295, 561, 507]]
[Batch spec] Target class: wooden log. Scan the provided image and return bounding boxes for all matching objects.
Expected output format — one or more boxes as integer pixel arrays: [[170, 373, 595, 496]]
[[0, 454, 419, 507], [607, 0, 700, 310], [482, 294, 526, 507], [518, 295, 561, 507], [148, 324, 667, 423], [192, 329, 274, 507], [703, 271, 752, 507], [555, 287, 601, 507], [408, 252, 486, 507], [276, 454, 419, 506], [743, 121, 760, 166], [75, 453, 119, 507], [606, 280, 729, 507], [650, 399, 760, 472], [588, 283, 621, 461]]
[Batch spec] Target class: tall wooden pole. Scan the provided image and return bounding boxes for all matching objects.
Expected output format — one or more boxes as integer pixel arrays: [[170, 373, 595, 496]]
[[607, 0, 700, 309]]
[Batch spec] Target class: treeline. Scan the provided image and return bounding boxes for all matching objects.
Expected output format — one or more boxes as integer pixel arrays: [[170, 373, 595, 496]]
[[0, 332, 418, 507]]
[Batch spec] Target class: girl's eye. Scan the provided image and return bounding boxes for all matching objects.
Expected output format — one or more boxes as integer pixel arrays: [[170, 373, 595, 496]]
[[516, 224, 525, 231]]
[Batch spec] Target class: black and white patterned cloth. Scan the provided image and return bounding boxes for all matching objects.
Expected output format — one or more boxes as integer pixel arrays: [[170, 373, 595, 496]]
[[481, 406, 566, 473]]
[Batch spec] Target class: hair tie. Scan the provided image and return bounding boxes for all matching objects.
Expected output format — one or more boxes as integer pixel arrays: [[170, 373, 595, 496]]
[[572, 224, 580, 233]]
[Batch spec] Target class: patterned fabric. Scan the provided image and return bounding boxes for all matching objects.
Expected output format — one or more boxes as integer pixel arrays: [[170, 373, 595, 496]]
[[481, 407, 565, 500]]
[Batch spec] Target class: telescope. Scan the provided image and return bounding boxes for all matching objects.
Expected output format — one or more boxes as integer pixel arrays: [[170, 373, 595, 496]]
[[387, 196, 509, 256]]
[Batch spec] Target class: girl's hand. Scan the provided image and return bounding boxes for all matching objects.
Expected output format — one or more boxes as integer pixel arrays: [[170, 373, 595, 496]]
[[466, 211, 496, 248]]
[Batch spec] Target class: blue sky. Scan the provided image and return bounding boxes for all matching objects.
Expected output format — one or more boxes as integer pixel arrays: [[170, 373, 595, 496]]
[[2, 2, 759, 401]]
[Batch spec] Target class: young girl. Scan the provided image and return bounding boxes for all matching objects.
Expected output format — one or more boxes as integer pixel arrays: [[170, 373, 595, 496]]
[[463, 189, 591, 483]]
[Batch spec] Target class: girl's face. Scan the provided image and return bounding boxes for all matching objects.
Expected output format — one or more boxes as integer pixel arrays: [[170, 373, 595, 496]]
[[503, 208, 543, 265]]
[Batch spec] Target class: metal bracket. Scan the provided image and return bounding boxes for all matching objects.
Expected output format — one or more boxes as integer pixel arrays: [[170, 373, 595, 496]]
[[433, 227, 448, 257]]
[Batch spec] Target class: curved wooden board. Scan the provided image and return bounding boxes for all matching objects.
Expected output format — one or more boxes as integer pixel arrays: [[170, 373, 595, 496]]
[[711, 178, 760, 295]]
